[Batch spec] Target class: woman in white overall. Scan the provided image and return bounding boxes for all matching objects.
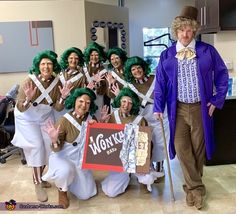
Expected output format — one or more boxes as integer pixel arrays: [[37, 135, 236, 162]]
[[54, 47, 87, 120], [42, 88, 98, 209], [101, 87, 158, 195], [11, 50, 73, 202], [123, 56, 170, 180], [83, 42, 108, 120], [105, 47, 128, 99]]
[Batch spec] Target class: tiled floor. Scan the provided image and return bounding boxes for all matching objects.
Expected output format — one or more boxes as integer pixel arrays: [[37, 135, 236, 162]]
[[1, 153, 236, 214]]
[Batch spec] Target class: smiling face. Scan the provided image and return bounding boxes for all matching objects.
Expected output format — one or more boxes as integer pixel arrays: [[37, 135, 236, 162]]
[[90, 50, 99, 64], [39, 58, 53, 80], [110, 54, 122, 70], [177, 25, 194, 47], [68, 52, 79, 69], [74, 94, 91, 116], [131, 65, 144, 80], [120, 96, 133, 115]]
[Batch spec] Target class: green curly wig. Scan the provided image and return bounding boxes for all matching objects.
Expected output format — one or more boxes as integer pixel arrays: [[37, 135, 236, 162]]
[[112, 87, 140, 115], [59, 47, 84, 69], [65, 87, 98, 116], [124, 56, 151, 83], [107, 47, 128, 69], [83, 42, 106, 64], [29, 50, 61, 75]]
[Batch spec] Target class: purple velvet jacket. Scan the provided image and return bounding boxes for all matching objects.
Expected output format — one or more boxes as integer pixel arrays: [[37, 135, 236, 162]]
[[153, 41, 228, 160]]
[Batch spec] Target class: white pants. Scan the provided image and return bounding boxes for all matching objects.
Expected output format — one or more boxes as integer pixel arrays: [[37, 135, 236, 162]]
[[101, 172, 130, 197], [12, 104, 53, 167], [42, 152, 97, 200]]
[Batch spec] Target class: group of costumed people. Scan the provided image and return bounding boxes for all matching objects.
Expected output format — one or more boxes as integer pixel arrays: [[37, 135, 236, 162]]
[[10, 5, 229, 211], [11, 41, 169, 209]]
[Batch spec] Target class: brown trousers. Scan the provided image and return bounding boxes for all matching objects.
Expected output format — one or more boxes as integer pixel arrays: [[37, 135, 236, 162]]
[[174, 102, 205, 191]]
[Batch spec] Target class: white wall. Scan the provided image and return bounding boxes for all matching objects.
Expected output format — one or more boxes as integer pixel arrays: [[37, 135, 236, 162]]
[[125, 0, 195, 56], [214, 32, 236, 76], [0, 0, 86, 94], [0, 0, 235, 94]]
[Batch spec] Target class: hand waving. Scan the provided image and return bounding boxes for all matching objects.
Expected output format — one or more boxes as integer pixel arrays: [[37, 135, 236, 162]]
[[23, 81, 37, 101], [100, 105, 111, 123], [44, 119, 60, 143], [59, 81, 74, 99]]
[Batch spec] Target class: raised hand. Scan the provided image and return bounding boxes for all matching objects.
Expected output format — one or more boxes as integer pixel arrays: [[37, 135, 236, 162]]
[[86, 81, 96, 90], [93, 73, 105, 83], [59, 81, 74, 99], [105, 72, 116, 85], [100, 105, 111, 122], [111, 83, 120, 96], [23, 81, 37, 101], [43, 119, 60, 143]]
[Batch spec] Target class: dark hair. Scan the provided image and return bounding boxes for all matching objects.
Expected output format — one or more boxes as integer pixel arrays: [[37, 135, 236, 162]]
[[65, 88, 98, 116], [83, 42, 106, 64], [124, 56, 151, 83], [59, 47, 84, 69], [112, 87, 140, 115], [29, 50, 61, 75], [107, 47, 128, 69]]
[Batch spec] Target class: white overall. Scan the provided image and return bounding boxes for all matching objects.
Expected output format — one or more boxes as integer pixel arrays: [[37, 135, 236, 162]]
[[42, 113, 97, 200], [111, 110, 163, 192], [11, 75, 59, 167]]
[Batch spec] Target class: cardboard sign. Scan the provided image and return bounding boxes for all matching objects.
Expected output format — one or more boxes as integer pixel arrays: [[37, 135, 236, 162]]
[[82, 123, 152, 173], [136, 126, 152, 174]]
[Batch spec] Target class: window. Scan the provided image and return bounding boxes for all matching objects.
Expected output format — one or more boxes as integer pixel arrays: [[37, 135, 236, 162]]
[[143, 27, 172, 73]]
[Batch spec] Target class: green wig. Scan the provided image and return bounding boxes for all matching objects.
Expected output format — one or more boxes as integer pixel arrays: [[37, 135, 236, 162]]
[[29, 50, 61, 75], [59, 47, 84, 69], [124, 56, 151, 83], [65, 87, 98, 116], [112, 87, 140, 115], [107, 47, 128, 69], [83, 42, 106, 64]]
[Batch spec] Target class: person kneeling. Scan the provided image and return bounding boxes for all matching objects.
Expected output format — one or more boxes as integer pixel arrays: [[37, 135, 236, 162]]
[[42, 88, 98, 208]]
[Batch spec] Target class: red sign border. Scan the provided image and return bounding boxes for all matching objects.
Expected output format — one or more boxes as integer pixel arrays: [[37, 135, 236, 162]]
[[82, 122, 125, 172]]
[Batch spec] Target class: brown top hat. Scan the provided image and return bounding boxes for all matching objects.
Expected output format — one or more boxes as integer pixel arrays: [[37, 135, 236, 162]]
[[176, 6, 198, 21]]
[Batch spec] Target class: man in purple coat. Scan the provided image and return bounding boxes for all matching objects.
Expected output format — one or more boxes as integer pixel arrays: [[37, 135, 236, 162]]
[[153, 6, 228, 210]]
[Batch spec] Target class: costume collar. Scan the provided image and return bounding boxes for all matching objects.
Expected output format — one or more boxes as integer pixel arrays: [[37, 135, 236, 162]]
[[72, 111, 85, 119], [38, 74, 52, 82], [66, 67, 79, 75], [90, 62, 101, 68], [135, 76, 149, 84], [119, 110, 131, 118], [176, 39, 196, 52], [115, 67, 124, 74]]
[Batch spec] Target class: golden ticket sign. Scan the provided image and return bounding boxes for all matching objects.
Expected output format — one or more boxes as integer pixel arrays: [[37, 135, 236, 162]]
[[82, 123, 152, 173]]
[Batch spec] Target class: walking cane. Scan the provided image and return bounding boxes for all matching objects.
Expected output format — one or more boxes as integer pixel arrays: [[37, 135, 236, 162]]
[[160, 118, 175, 201]]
